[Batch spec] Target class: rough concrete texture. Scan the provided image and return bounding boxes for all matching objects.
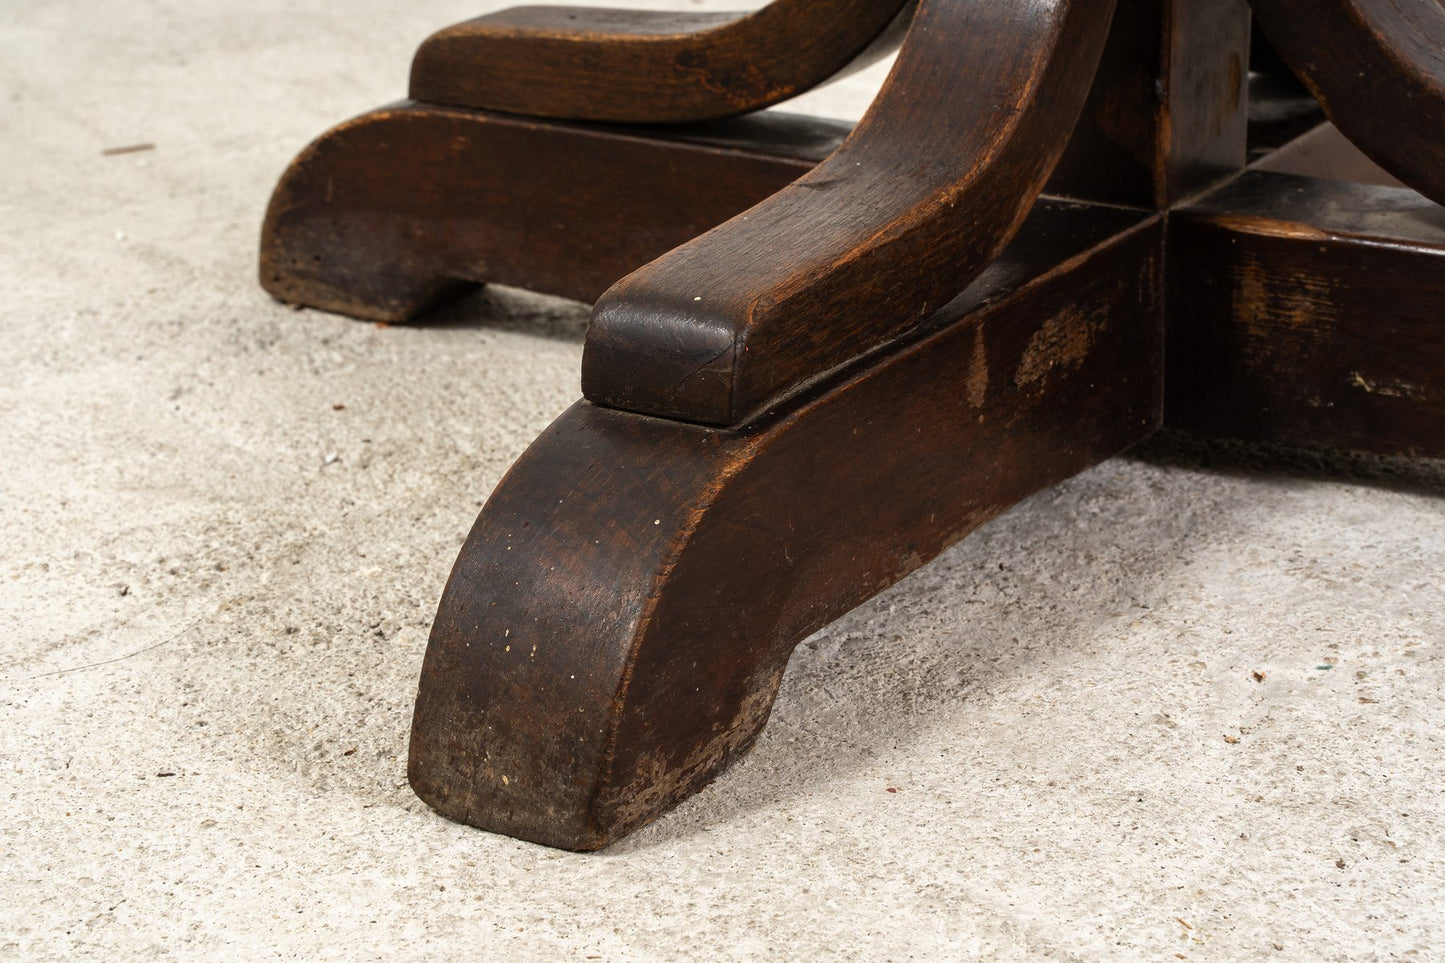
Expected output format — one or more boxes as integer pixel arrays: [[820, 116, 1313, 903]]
[[3, 1, 1443, 959]]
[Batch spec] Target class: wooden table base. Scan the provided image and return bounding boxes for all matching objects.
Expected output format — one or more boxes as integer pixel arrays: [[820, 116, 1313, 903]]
[[260, 0, 1445, 848]]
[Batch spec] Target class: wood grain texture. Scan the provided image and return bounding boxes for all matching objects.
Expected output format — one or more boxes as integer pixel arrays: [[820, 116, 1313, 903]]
[[582, 0, 1119, 427], [409, 205, 1163, 850], [1249, 0, 1445, 205], [410, 0, 913, 123], [261, 105, 846, 320], [1168, 171, 1445, 457], [257, 0, 1445, 852]]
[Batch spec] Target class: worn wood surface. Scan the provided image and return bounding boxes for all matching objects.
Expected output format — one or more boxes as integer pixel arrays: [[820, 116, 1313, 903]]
[[411, 0, 913, 123], [261, 106, 846, 320], [1167, 171, 1445, 457], [1249, 0, 1445, 205], [256, 0, 1445, 850], [410, 204, 1163, 850], [582, 0, 1119, 426]]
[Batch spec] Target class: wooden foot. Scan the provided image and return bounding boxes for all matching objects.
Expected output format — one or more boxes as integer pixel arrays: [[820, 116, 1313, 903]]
[[408, 202, 1162, 849], [260, 105, 841, 320]]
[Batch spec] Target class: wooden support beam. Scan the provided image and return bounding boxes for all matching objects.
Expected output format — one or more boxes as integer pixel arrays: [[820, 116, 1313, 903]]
[[1048, 0, 1251, 208], [1168, 171, 1445, 457]]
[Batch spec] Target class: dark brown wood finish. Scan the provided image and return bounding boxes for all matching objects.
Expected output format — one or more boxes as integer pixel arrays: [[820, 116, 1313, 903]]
[[257, 0, 1445, 850], [582, 0, 1119, 426], [1167, 171, 1445, 457], [410, 205, 1163, 850], [411, 0, 913, 123], [1046, 0, 1251, 208], [261, 106, 847, 319], [1248, 0, 1445, 205]]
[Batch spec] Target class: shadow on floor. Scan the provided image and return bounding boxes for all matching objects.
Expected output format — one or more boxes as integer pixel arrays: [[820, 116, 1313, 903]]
[[414, 284, 591, 342], [1128, 428, 1445, 499]]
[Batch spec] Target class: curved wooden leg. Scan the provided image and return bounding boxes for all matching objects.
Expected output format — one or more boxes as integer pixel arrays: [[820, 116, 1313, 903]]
[[408, 203, 1163, 849], [411, 0, 913, 123], [1248, 0, 1445, 206], [259, 104, 833, 321]]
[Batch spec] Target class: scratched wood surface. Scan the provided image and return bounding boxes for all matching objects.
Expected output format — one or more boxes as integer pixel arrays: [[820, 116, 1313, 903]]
[[1167, 171, 1445, 457]]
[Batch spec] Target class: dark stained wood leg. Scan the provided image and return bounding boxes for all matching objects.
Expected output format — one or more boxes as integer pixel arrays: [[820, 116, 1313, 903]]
[[1247, 0, 1445, 206], [260, 104, 840, 321], [408, 203, 1163, 849]]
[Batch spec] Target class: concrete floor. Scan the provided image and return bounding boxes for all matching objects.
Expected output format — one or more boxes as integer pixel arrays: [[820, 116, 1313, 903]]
[[3, 1, 1442, 959]]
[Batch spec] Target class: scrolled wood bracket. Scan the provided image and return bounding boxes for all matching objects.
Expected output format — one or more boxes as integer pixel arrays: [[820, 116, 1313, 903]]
[[409, 204, 1163, 850], [582, 0, 1120, 425]]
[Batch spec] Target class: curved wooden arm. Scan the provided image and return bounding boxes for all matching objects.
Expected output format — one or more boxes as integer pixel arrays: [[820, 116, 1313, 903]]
[[411, 0, 913, 124], [1249, 0, 1445, 206], [581, 0, 1119, 426]]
